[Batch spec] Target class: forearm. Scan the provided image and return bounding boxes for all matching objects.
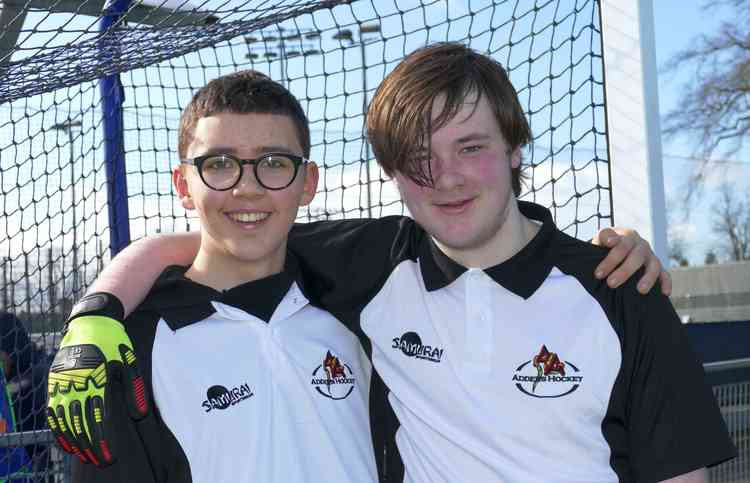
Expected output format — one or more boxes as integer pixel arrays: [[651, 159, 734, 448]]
[[86, 232, 200, 316], [659, 467, 708, 483]]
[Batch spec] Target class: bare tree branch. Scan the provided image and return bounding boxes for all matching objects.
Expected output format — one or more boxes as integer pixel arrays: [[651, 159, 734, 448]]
[[662, 0, 750, 201], [711, 184, 750, 261]]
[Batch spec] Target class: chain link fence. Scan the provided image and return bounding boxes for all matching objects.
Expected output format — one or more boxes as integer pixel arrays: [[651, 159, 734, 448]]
[[708, 360, 750, 482]]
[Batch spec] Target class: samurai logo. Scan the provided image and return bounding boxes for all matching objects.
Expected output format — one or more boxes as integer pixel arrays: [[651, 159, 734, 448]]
[[512, 345, 583, 398], [391, 331, 444, 363], [311, 351, 356, 400], [202, 383, 254, 412]]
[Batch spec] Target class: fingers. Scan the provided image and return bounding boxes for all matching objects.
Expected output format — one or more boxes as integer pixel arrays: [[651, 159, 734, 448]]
[[70, 399, 101, 466], [47, 407, 76, 457], [118, 344, 149, 419], [594, 234, 637, 285], [635, 254, 662, 294], [85, 395, 114, 465], [49, 406, 89, 464], [591, 227, 617, 247]]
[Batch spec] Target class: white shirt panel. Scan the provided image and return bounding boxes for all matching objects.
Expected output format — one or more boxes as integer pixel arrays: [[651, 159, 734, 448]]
[[152, 283, 377, 483], [362, 263, 622, 483]]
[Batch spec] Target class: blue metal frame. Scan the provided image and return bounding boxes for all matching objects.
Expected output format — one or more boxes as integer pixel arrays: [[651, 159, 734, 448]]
[[99, 0, 132, 256]]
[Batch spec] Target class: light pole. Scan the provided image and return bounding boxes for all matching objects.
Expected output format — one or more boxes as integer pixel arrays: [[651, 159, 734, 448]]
[[245, 28, 321, 86], [333, 23, 381, 218], [52, 119, 82, 300]]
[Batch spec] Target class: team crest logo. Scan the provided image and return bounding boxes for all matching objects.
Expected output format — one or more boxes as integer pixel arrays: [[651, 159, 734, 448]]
[[512, 345, 583, 398], [311, 351, 356, 400]]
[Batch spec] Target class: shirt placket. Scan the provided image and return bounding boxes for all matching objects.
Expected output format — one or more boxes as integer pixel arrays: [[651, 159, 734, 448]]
[[464, 269, 494, 371]]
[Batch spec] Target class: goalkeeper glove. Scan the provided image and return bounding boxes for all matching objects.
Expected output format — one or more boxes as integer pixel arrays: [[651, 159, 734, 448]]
[[46, 293, 148, 466]]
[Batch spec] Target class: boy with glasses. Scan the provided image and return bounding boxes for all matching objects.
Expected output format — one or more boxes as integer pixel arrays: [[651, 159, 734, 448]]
[[50, 70, 379, 482]]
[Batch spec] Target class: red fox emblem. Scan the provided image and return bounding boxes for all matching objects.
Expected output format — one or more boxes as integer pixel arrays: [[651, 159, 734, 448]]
[[323, 351, 346, 380], [533, 345, 566, 376]]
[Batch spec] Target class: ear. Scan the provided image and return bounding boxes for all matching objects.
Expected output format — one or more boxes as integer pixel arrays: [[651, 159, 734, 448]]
[[510, 146, 522, 169], [298, 162, 319, 207], [173, 166, 196, 211]]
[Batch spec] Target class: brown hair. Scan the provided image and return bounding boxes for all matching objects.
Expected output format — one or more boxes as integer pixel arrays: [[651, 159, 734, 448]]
[[178, 70, 310, 159], [367, 42, 531, 195]]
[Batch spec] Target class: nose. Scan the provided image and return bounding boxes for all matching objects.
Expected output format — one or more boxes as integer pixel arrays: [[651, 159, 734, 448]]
[[430, 154, 465, 190], [232, 165, 265, 196]]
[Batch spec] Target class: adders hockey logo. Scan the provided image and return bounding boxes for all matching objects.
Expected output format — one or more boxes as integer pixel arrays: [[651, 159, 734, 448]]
[[512, 345, 583, 398], [202, 383, 254, 412], [311, 351, 356, 400], [391, 331, 444, 363]]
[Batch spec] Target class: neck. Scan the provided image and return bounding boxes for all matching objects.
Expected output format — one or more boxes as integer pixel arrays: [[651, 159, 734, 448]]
[[187, 245, 285, 292], [435, 200, 540, 269]]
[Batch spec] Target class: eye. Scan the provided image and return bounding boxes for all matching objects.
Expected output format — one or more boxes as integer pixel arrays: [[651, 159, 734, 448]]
[[203, 156, 236, 171], [461, 145, 482, 154], [259, 155, 293, 170]]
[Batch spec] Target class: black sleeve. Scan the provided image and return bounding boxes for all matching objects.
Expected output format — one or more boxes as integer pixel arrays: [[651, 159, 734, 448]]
[[71, 378, 158, 483], [288, 217, 424, 316], [613, 284, 737, 482]]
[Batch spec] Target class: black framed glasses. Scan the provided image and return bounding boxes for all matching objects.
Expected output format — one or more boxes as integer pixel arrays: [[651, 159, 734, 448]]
[[181, 152, 308, 191]]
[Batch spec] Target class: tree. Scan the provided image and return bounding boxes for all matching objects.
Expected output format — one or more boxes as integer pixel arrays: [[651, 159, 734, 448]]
[[666, 199, 691, 267], [662, 0, 750, 196], [711, 184, 750, 261], [669, 236, 690, 267], [704, 250, 718, 265]]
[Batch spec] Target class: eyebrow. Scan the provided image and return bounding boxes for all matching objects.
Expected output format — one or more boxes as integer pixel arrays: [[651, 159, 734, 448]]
[[256, 145, 299, 154], [202, 145, 300, 156], [455, 133, 492, 144]]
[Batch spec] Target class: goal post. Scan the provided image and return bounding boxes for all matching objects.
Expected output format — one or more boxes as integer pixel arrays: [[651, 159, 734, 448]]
[[600, 0, 668, 262]]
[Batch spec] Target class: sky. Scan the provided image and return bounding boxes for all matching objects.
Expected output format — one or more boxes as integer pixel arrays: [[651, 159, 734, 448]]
[[652, 0, 750, 265]]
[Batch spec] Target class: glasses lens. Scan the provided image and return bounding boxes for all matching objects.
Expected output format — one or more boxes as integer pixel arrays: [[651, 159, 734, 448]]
[[200, 155, 241, 190], [256, 154, 297, 189]]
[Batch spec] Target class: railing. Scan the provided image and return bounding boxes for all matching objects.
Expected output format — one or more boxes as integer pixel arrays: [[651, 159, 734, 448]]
[[709, 360, 750, 482]]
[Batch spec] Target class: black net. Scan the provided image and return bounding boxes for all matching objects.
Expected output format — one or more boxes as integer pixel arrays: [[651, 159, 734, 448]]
[[0, 0, 611, 479]]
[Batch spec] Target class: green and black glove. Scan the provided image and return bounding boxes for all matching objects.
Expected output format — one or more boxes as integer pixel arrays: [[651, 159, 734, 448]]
[[46, 293, 148, 466]]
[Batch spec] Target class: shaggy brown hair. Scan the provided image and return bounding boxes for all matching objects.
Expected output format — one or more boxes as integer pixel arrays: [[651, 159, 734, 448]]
[[367, 42, 531, 195]]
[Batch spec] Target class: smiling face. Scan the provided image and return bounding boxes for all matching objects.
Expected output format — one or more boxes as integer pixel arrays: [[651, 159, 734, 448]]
[[174, 111, 318, 276], [394, 93, 521, 263]]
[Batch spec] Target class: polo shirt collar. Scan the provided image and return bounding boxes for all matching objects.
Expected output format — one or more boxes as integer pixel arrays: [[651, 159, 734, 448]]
[[140, 252, 307, 330], [419, 200, 557, 299]]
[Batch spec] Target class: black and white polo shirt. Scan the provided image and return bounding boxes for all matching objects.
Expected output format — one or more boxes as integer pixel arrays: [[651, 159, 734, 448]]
[[73, 256, 378, 483], [289, 201, 736, 483]]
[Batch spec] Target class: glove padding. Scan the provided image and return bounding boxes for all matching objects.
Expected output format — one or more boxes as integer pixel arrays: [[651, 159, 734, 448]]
[[47, 316, 148, 466]]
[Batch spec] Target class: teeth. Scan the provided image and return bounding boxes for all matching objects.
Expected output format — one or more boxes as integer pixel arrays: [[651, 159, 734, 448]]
[[229, 212, 269, 223]]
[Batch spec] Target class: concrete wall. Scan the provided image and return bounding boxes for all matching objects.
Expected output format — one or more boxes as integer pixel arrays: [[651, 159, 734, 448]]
[[670, 261, 750, 323]]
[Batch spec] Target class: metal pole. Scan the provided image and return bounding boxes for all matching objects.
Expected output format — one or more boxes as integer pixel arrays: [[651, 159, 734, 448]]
[[360, 37, 372, 218], [2, 259, 7, 311], [100, 0, 133, 257], [47, 248, 55, 315], [279, 29, 287, 87], [67, 126, 78, 299], [24, 253, 30, 315]]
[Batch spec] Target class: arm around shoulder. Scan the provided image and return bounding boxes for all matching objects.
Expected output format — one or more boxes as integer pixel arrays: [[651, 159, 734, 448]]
[[659, 467, 708, 483], [87, 231, 200, 316]]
